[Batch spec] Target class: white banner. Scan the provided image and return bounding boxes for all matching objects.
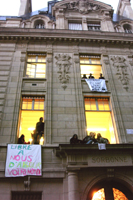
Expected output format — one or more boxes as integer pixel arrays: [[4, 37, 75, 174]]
[[85, 79, 107, 92], [5, 144, 41, 177]]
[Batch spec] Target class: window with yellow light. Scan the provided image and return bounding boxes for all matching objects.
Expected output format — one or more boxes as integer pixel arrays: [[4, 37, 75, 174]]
[[84, 97, 116, 144], [80, 55, 102, 79], [19, 97, 45, 145], [26, 54, 46, 78]]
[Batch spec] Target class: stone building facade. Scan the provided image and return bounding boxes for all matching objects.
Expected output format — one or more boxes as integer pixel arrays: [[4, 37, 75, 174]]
[[0, 0, 133, 199]]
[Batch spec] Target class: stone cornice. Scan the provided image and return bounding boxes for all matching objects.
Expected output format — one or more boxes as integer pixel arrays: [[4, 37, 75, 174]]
[[0, 28, 133, 45], [54, 144, 133, 157]]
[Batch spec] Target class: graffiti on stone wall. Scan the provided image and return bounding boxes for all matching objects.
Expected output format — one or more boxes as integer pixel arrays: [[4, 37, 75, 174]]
[[55, 54, 71, 90], [111, 56, 129, 91]]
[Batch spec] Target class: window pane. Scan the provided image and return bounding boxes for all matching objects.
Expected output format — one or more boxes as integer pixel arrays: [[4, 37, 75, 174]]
[[22, 99, 32, 110], [98, 99, 110, 111], [80, 57, 90, 64], [26, 64, 36, 78], [69, 23, 82, 30], [81, 65, 102, 78], [85, 111, 116, 144], [80, 56, 102, 79], [36, 64, 46, 78], [19, 110, 44, 143], [85, 99, 96, 110], [37, 55, 46, 62], [34, 99, 44, 110], [27, 55, 36, 62], [91, 58, 101, 64]]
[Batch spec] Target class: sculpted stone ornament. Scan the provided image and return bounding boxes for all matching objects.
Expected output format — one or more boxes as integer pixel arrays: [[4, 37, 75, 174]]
[[111, 56, 129, 91], [55, 54, 71, 90], [65, 0, 101, 14]]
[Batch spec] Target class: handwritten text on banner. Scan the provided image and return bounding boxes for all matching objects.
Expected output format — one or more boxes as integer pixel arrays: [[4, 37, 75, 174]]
[[5, 144, 41, 177], [85, 79, 107, 92]]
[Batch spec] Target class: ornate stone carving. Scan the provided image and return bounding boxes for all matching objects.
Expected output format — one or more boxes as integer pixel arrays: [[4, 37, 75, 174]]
[[55, 54, 71, 90], [111, 56, 129, 91], [47, 57, 53, 63], [64, 0, 103, 14]]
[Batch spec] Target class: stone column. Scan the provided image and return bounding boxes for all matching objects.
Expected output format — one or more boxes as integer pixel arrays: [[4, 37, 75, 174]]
[[82, 17, 88, 30], [10, 51, 27, 143], [68, 171, 79, 200], [101, 11, 115, 32], [73, 49, 86, 140], [55, 9, 65, 29], [45, 45, 53, 144]]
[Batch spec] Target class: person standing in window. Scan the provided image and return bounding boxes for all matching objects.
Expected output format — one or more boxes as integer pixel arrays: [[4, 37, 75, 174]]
[[35, 117, 44, 144], [99, 73, 105, 79], [88, 73, 95, 79]]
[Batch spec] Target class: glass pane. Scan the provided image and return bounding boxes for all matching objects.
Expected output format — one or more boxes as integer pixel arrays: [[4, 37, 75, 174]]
[[26, 64, 36, 78], [27, 55, 36, 62], [80, 57, 90, 64], [91, 188, 105, 200], [113, 188, 128, 200], [34, 99, 44, 110], [80, 64, 102, 79], [69, 23, 82, 30], [85, 99, 96, 110], [91, 58, 101, 64], [19, 110, 44, 144], [85, 111, 116, 144], [22, 99, 32, 110], [36, 64, 46, 78], [98, 99, 110, 111], [37, 55, 46, 62]]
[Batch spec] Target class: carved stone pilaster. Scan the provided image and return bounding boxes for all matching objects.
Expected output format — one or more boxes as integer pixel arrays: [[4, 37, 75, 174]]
[[55, 54, 71, 90], [74, 58, 80, 63], [111, 56, 129, 91], [47, 57, 53, 63]]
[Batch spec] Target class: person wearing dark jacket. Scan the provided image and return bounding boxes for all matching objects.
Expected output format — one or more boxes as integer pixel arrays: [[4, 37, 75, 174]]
[[82, 132, 97, 144], [70, 134, 82, 144], [18, 134, 25, 144], [35, 117, 44, 144]]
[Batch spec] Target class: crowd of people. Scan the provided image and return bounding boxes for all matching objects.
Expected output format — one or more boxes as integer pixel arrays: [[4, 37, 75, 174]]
[[70, 132, 109, 145], [82, 73, 105, 80], [18, 117, 44, 145]]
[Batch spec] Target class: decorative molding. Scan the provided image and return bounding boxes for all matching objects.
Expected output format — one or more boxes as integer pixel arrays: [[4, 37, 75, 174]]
[[74, 58, 80, 63], [111, 56, 129, 91], [64, 0, 104, 14], [55, 54, 71, 90], [47, 57, 53, 63]]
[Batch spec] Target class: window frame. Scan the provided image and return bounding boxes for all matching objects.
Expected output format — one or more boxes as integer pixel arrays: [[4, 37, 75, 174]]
[[25, 53, 46, 78], [84, 97, 111, 112], [80, 55, 102, 79], [22, 96, 45, 111], [68, 22, 82, 30]]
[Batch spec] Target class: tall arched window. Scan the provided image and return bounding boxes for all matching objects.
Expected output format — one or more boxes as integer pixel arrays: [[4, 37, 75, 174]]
[[34, 20, 45, 29], [123, 24, 132, 33]]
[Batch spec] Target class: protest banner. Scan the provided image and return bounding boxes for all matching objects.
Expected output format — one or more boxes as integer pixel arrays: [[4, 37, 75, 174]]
[[85, 79, 107, 92], [5, 144, 41, 177]]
